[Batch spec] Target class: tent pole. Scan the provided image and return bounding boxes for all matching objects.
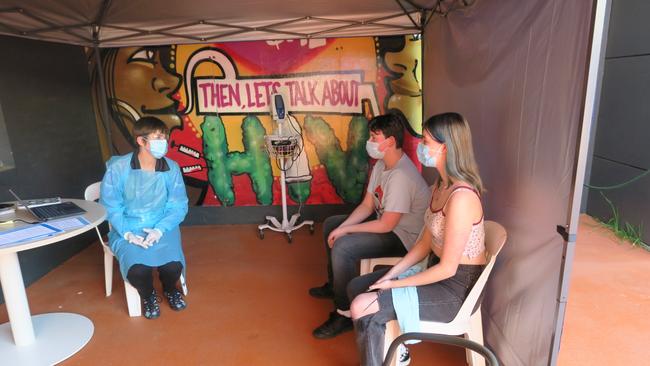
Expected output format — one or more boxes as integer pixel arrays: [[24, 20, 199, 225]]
[[419, 8, 427, 136], [394, 0, 420, 29], [548, 0, 611, 365], [93, 45, 114, 156], [91, 1, 115, 156]]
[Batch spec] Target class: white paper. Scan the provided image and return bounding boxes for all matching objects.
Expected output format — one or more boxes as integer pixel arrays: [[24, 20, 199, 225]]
[[0, 224, 60, 246], [46, 217, 89, 231]]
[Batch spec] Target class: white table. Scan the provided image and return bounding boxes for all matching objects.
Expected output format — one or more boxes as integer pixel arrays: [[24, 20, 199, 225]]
[[0, 199, 106, 365]]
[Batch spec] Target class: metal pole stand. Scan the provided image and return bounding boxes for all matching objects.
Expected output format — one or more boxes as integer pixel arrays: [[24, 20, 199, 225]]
[[258, 138, 314, 243]]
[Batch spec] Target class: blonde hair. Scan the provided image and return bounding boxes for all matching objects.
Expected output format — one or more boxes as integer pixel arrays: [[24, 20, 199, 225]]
[[423, 112, 484, 193]]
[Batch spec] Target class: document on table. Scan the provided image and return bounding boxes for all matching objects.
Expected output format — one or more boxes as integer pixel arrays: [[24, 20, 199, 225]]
[[0, 224, 63, 247], [46, 217, 89, 231]]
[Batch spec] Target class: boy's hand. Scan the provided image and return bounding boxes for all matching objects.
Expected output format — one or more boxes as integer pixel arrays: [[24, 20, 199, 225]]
[[327, 227, 348, 248]]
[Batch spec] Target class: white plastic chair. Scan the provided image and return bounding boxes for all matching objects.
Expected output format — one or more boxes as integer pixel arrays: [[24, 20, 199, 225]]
[[360, 222, 432, 276], [84, 182, 188, 317], [360, 256, 403, 276], [382, 220, 507, 366]]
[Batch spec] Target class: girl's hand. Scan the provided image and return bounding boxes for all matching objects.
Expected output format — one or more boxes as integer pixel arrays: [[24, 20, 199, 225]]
[[369, 279, 393, 291]]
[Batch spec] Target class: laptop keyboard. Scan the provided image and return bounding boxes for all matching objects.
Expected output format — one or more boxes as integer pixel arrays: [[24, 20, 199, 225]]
[[33, 205, 64, 218], [32, 202, 85, 220]]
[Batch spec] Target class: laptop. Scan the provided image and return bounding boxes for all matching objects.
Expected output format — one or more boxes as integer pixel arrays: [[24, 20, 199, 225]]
[[8, 189, 86, 222]]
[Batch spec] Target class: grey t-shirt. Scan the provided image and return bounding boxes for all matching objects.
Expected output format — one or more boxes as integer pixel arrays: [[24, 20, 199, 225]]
[[367, 154, 430, 250]]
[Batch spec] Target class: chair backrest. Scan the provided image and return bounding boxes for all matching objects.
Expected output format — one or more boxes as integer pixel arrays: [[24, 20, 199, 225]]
[[85, 181, 109, 229], [84, 182, 102, 202], [84, 181, 111, 247], [451, 220, 507, 322]]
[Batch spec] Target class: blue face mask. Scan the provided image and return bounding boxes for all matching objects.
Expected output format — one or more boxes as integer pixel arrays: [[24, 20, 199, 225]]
[[147, 139, 168, 159], [417, 142, 441, 168]]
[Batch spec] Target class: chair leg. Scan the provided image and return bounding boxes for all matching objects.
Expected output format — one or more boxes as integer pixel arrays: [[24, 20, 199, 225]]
[[95, 227, 114, 297], [103, 248, 113, 297], [383, 320, 401, 366], [465, 307, 485, 366], [180, 273, 188, 296], [124, 281, 142, 317]]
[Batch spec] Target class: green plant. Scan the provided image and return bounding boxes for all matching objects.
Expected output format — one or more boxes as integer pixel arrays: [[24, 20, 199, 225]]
[[599, 192, 650, 252]]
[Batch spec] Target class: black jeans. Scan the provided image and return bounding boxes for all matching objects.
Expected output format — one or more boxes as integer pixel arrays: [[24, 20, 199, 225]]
[[323, 215, 407, 311], [126, 261, 183, 298]]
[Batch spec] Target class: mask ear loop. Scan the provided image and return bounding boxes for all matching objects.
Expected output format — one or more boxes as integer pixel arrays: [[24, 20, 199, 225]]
[[434, 144, 444, 157], [377, 136, 394, 153]]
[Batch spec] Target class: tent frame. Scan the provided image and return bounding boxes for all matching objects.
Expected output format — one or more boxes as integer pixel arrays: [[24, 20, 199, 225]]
[[66, 0, 443, 155], [550, 0, 611, 364], [0, 1, 462, 47]]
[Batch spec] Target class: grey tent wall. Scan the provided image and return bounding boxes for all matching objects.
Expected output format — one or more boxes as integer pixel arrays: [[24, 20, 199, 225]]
[[585, 0, 650, 242], [422, 1, 594, 365], [0, 35, 104, 304]]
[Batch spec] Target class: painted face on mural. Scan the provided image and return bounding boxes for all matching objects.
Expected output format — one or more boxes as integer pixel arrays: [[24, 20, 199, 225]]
[[113, 46, 182, 131], [92, 37, 423, 206], [379, 35, 422, 134]]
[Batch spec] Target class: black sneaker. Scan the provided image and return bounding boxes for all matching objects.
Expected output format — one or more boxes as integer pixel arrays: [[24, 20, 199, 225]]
[[142, 291, 161, 319], [308, 282, 334, 299], [164, 288, 187, 311], [312, 312, 353, 339]]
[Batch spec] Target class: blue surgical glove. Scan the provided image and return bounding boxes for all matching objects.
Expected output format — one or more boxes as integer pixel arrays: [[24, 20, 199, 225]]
[[124, 232, 147, 249], [142, 228, 163, 247]]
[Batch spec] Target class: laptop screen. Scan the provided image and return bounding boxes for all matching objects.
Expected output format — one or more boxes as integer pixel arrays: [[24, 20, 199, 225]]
[[7, 189, 44, 222]]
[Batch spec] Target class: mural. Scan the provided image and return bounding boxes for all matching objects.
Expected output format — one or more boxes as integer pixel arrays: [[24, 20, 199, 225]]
[[90, 36, 422, 206]]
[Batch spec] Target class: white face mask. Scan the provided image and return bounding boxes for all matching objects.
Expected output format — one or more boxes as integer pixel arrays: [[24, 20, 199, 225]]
[[366, 140, 386, 159]]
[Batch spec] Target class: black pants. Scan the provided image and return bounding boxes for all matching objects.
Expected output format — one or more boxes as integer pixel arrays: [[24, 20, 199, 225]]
[[323, 215, 407, 310], [126, 261, 183, 298], [349, 255, 485, 366]]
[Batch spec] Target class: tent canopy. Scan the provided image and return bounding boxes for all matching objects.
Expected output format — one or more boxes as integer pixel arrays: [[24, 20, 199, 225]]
[[0, 0, 472, 47]]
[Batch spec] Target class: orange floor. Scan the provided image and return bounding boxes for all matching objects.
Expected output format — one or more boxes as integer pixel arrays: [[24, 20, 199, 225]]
[[558, 214, 650, 366], [1, 214, 647, 365], [0, 223, 464, 365]]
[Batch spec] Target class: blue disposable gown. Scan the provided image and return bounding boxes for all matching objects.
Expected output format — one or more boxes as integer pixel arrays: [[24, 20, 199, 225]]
[[100, 153, 189, 279]]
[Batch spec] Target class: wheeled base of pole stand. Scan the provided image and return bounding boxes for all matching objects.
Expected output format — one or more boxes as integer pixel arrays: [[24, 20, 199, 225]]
[[258, 214, 314, 243], [259, 135, 314, 243]]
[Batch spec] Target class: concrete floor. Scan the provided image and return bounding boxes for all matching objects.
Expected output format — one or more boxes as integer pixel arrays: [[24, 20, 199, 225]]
[[558, 215, 650, 366], [0, 223, 463, 366], [1, 214, 648, 365]]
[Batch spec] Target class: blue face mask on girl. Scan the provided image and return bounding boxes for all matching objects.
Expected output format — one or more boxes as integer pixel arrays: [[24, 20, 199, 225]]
[[147, 139, 168, 159], [417, 142, 442, 168]]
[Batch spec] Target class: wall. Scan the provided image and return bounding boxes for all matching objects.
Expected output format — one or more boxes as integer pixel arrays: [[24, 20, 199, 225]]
[[0, 35, 104, 303], [90, 36, 423, 213], [586, 0, 650, 243]]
